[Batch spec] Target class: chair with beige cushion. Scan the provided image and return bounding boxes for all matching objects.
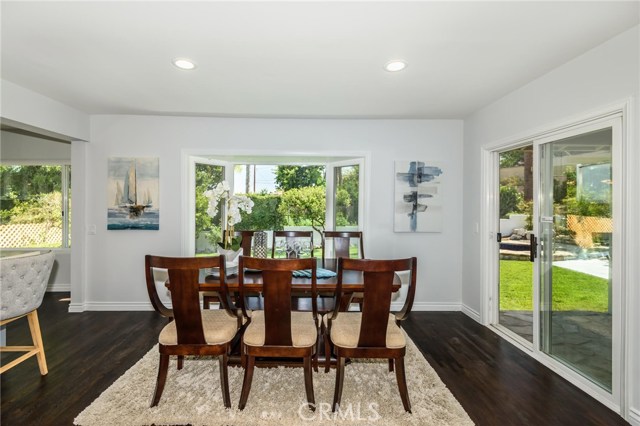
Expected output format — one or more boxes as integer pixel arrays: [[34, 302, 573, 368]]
[[144, 255, 242, 407], [237, 256, 319, 411], [0, 251, 55, 375], [324, 257, 417, 413]]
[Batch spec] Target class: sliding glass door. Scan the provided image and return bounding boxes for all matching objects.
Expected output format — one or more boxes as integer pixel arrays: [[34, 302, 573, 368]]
[[537, 122, 618, 392], [494, 116, 621, 399]]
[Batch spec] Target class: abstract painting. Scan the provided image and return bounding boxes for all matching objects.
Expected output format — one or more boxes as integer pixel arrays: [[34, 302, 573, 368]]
[[394, 160, 444, 232], [107, 157, 159, 230]]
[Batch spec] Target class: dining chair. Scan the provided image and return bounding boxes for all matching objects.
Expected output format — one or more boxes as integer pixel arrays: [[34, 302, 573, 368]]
[[321, 231, 365, 310], [271, 230, 314, 259], [0, 251, 55, 375], [324, 257, 417, 413], [144, 255, 242, 407], [237, 256, 319, 411], [202, 230, 255, 310], [321, 231, 364, 265]]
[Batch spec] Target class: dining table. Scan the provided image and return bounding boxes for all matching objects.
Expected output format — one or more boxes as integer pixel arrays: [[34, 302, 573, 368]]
[[198, 258, 402, 313]]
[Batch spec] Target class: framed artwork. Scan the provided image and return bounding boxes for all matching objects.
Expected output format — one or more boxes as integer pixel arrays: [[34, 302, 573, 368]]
[[394, 160, 444, 232], [107, 157, 159, 230]]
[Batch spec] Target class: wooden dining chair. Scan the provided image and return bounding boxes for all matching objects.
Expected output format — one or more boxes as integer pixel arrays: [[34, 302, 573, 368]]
[[202, 230, 254, 310], [271, 230, 313, 258], [321, 231, 365, 309], [144, 255, 242, 408], [237, 256, 319, 411], [324, 257, 417, 413], [321, 231, 364, 265]]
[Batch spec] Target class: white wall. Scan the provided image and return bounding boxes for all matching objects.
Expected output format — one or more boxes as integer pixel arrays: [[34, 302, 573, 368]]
[[462, 26, 639, 422], [0, 130, 71, 162], [1, 80, 90, 141], [82, 116, 463, 310]]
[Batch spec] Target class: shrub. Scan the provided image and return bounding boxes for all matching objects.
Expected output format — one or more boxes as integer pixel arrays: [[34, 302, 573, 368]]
[[499, 185, 523, 218]]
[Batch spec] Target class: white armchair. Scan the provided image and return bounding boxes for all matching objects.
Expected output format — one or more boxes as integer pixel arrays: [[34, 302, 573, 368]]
[[0, 251, 55, 375]]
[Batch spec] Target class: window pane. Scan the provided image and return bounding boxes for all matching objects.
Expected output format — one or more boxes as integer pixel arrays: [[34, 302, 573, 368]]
[[195, 163, 224, 255], [0, 165, 63, 248], [334, 165, 359, 230]]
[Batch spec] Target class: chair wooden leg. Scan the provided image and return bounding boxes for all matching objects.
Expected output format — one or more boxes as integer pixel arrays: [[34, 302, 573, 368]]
[[203, 296, 210, 310], [332, 356, 345, 412], [303, 355, 316, 411], [177, 355, 184, 370], [394, 356, 411, 413], [238, 354, 255, 410], [27, 310, 47, 375], [151, 353, 170, 407], [219, 352, 231, 408], [388, 358, 394, 372], [324, 330, 332, 373]]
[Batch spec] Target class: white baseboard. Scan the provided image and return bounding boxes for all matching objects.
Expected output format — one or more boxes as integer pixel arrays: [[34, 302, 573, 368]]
[[461, 303, 481, 322], [68, 302, 84, 313], [629, 407, 640, 425], [83, 301, 156, 311], [47, 283, 70, 292]]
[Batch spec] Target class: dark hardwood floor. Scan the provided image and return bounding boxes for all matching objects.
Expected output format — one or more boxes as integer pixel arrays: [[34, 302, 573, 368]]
[[1, 293, 628, 425]]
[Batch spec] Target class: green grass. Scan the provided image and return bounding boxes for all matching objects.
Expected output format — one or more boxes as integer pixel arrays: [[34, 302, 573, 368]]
[[500, 260, 609, 312]]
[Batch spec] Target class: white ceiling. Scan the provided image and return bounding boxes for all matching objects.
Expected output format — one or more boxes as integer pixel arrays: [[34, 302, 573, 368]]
[[1, 1, 638, 119]]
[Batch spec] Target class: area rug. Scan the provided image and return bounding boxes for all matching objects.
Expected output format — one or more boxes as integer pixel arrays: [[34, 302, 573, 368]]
[[74, 334, 472, 426]]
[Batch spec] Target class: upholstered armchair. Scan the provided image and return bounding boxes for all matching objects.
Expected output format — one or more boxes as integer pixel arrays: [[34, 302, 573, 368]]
[[0, 251, 55, 375]]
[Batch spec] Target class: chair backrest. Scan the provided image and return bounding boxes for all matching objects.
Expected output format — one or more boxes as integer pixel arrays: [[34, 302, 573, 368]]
[[239, 256, 317, 346], [145, 255, 235, 344], [322, 231, 364, 262], [271, 230, 314, 259], [234, 230, 255, 256], [0, 251, 54, 320], [334, 257, 417, 348]]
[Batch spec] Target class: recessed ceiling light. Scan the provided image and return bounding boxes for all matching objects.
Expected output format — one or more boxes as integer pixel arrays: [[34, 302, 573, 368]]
[[385, 60, 407, 72], [172, 58, 196, 70]]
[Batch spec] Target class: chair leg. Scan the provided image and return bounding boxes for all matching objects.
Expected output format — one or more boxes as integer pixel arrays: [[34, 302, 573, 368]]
[[303, 355, 316, 411], [238, 354, 255, 410], [27, 310, 47, 375], [203, 296, 210, 310], [219, 352, 231, 408], [177, 355, 184, 370], [388, 358, 394, 372], [324, 330, 332, 373], [394, 356, 411, 413], [151, 353, 170, 407], [332, 356, 345, 412]]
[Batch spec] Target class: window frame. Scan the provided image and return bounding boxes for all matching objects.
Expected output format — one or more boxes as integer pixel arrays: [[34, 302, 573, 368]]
[[182, 150, 368, 256]]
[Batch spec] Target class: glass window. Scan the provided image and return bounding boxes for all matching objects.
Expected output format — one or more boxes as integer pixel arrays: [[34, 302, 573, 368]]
[[0, 165, 71, 248], [334, 165, 359, 230]]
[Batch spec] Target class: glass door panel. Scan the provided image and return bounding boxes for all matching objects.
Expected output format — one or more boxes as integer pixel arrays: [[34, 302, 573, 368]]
[[498, 145, 534, 343], [539, 127, 613, 391]]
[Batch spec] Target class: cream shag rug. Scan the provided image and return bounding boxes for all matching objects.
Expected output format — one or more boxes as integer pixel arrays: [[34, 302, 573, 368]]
[[74, 335, 472, 426]]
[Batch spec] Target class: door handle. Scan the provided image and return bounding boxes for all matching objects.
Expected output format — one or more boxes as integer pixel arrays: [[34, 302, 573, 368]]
[[529, 234, 537, 262]]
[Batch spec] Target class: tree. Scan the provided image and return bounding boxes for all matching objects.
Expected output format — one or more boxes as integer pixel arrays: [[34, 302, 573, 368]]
[[274, 166, 325, 191], [278, 186, 326, 244], [194, 164, 224, 247], [499, 149, 525, 168]]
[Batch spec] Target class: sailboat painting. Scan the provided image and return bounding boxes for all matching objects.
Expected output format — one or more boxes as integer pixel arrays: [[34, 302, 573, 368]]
[[394, 160, 444, 232], [107, 157, 159, 230]]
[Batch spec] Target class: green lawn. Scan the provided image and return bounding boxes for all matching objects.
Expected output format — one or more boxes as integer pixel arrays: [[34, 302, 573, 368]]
[[500, 260, 609, 312]]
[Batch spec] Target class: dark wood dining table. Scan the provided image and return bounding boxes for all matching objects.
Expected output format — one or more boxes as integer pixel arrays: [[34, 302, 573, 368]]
[[198, 259, 402, 312]]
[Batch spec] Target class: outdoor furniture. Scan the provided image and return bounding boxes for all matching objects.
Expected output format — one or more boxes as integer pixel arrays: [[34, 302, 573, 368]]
[[144, 255, 242, 407], [271, 230, 313, 258], [324, 257, 417, 413], [0, 251, 55, 375], [237, 256, 319, 411]]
